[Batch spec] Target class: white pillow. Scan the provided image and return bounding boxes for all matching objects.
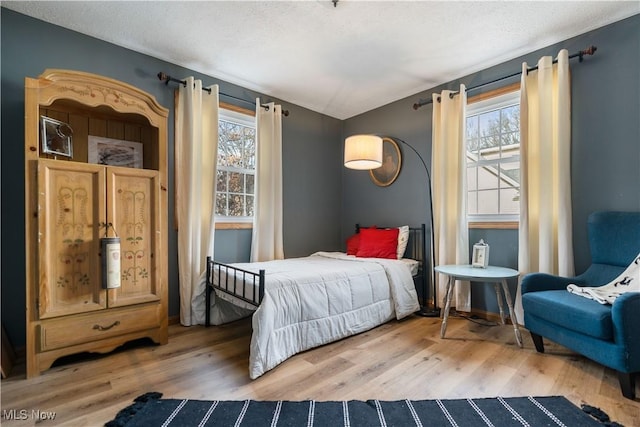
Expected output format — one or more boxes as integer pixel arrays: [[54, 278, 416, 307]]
[[397, 226, 410, 259]]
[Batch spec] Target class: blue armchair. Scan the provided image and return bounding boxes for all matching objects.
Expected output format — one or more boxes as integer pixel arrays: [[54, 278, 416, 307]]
[[521, 211, 640, 400]]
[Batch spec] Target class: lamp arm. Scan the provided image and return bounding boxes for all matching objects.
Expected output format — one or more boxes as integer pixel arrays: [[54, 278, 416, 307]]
[[392, 137, 438, 310]]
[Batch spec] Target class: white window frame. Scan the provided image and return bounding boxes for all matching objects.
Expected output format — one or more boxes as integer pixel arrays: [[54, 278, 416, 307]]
[[215, 105, 256, 225], [466, 88, 521, 224]]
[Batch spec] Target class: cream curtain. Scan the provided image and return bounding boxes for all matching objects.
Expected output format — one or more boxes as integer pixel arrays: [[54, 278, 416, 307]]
[[516, 49, 574, 321], [175, 78, 219, 326], [431, 85, 471, 311], [251, 100, 284, 262]]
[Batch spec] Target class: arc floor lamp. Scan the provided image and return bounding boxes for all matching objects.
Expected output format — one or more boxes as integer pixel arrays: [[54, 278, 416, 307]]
[[344, 134, 440, 317]]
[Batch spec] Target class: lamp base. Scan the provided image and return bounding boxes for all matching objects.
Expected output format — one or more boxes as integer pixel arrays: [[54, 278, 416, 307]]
[[415, 306, 441, 318]]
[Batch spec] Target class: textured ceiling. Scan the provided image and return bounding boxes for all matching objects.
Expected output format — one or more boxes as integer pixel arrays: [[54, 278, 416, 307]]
[[3, 1, 639, 119]]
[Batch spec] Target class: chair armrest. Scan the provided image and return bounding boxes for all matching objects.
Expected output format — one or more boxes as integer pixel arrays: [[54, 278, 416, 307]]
[[521, 273, 584, 294], [612, 293, 640, 356]]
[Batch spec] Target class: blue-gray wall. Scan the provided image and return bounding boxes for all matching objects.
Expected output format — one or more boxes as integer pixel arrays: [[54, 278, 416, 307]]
[[1, 8, 343, 346], [2, 8, 639, 346], [342, 14, 640, 312]]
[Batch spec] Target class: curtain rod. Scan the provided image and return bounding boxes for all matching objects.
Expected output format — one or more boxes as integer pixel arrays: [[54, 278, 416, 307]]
[[157, 72, 290, 117], [412, 45, 597, 110]]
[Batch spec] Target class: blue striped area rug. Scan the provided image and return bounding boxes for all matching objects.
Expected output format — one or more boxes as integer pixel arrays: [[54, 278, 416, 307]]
[[105, 392, 620, 427]]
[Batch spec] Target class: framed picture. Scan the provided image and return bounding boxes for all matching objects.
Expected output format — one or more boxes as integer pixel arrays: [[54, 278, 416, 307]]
[[472, 239, 490, 268], [369, 137, 402, 186], [88, 136, 143, 168], [41, 116, 73, 158]]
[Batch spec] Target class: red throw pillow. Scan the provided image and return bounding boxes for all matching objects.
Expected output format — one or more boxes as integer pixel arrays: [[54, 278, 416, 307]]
[[346, 233, 360, 255], [346, 226, 375, 255], [356, 227, 399, 259]]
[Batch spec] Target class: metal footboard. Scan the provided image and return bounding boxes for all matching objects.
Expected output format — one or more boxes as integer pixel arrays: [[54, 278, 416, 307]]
[[205, 256, 265, 327]]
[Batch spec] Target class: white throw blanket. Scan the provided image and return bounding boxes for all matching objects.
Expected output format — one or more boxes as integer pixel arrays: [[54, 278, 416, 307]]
[[567, 252, 640, 304]]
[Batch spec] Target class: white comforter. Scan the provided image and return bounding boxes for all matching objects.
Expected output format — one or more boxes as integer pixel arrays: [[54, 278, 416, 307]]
[[214, 252, 419, 379]]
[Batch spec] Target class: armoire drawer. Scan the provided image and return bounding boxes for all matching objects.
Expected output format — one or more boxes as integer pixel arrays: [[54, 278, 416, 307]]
[[39, 304, 160, 351]]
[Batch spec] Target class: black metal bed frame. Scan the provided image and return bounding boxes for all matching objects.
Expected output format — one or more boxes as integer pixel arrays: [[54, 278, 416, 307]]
[[205, 224, 427, 327], [205, 258, 265, 326]]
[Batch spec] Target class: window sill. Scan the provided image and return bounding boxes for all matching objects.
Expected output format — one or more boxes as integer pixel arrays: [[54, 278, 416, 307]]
[[215, 222, 253, 230], [468, 221, 519, 230]]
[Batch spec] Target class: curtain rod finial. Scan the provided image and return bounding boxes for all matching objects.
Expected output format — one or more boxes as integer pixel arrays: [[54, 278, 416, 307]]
[[579, 45, 597, 62]]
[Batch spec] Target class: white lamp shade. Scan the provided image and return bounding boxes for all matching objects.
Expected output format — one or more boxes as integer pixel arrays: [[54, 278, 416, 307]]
[[344, 134, 383, 170]]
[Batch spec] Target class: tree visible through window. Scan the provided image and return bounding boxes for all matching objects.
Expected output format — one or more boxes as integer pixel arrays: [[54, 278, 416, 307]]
[[466, 89, 520, 222], [216, 107, 256, 221]]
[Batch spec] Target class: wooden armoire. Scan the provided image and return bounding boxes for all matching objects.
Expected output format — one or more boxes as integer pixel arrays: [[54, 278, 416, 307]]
[[24, 70, 169, 377]]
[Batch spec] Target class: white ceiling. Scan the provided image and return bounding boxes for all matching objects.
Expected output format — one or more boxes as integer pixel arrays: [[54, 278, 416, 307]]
[[3, 1, 639, 119]]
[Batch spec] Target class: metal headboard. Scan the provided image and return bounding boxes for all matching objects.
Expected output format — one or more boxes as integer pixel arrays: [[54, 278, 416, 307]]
[[355, 224, 426, 262]]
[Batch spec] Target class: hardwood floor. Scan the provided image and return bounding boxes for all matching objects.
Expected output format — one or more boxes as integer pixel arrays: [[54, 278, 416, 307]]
[[1, 314, 638, 426]]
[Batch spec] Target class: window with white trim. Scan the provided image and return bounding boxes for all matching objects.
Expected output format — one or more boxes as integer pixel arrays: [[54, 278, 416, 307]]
[[466, 89, 520, 223], [215, 106, 256, 223]]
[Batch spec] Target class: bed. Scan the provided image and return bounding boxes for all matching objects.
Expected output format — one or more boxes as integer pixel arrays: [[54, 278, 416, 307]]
[[205, 224, 426, 379]]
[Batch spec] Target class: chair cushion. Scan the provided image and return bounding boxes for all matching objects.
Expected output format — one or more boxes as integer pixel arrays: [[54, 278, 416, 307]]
[[522, 290, 613, 340]]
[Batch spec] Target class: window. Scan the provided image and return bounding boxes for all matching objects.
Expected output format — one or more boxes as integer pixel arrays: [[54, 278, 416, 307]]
[[466, 87, 520, 224], [215, 106, 256, 224]]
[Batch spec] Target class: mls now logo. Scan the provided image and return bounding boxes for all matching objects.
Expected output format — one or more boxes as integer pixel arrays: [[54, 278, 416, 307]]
[[3, 409, 57, 421]]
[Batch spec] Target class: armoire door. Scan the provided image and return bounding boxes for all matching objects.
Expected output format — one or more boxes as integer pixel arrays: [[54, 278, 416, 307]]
[[107, 167, 161, 307], [37, 160, 106, 319]]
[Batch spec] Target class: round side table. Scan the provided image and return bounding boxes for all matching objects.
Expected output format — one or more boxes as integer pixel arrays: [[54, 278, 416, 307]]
[[434, 264, 522, 348]]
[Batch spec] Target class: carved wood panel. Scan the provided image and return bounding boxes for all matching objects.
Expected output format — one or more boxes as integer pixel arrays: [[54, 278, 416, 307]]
[[107, 168, 161, 307], [38, 160, 106, 319]]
